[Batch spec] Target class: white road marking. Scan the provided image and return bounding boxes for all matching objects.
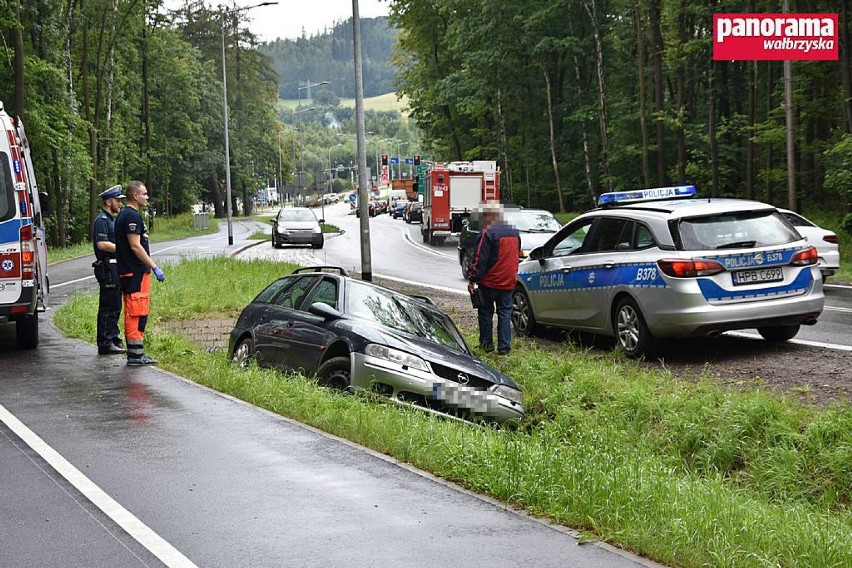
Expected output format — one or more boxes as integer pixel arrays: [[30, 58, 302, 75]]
[[725, 331, 852, 352], [373, 272, 467, 296], [0, 404, 198, 568], [824, 305, 852, 314], [400, 228, 457, 259], [51, 274, 95, 288]]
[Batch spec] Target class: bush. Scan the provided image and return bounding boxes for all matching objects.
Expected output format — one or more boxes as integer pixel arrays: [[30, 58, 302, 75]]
[[843, 213, 852, 236]]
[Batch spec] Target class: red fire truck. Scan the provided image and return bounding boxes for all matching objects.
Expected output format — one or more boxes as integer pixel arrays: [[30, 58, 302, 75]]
[[420, 161, 500, 246]]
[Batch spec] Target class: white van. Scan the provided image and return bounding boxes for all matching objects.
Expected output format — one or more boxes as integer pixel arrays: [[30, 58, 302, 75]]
[[0, 103, 49, 348]]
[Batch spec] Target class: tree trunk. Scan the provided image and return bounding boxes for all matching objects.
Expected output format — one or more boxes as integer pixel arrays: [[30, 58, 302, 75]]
[[210, 172, 224, 218], [634, 0, 650, 187], [709, 61, 720, 197], [765, 63, 774, 203], [574, 56, 596, 205], [674, 0, 687, 184], [648, 0, 666, 185], [783, 0, 796, 210], [12, 3, 25, 120], [585, 0, 612, 192], [541, 65, 565, 213], [843, 0, 852, 133], [746, 61, 756, 200], [497, 88, 512, 203]]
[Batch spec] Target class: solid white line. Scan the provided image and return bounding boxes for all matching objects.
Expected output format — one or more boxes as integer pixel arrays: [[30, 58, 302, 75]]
[[51, 274, 95, 288], [400, 227, 457, 259], [374, 272, 467, 296], [824, 305, 852, 314], [0, 404, 198, 568], [725, 331, 852, 352]]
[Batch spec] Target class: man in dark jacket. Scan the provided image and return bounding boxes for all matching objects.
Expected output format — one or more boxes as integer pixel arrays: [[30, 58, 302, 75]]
[[92, 185, 125, 355], [467, 201, 521, 354]]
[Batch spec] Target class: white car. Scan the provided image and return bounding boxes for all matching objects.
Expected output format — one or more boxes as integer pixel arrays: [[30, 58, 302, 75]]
[[779, 209, 840, 279], [322, 193, 340, 204]]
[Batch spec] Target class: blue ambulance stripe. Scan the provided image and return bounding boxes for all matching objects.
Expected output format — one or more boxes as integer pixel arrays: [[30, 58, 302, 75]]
[[697, 267, 812, 302], [0, 218, 22, 245]]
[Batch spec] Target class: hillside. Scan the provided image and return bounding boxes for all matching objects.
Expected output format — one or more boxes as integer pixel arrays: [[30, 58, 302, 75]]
[[279, 92, 409, 114], [260, 17, 396, 99]]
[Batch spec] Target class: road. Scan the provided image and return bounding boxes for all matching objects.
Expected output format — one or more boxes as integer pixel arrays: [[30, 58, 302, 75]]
[[0, 217, 655, 568]]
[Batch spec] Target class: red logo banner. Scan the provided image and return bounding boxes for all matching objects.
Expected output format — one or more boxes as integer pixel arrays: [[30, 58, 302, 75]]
[[713, 13, 838, 61]]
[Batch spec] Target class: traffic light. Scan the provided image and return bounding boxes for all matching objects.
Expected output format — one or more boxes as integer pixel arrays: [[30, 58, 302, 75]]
[[381, 154, 388, 166], [414, 154, 421, 166]]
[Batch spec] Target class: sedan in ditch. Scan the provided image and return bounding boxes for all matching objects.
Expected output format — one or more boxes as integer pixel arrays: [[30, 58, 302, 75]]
[[229, 267, 525, 424]]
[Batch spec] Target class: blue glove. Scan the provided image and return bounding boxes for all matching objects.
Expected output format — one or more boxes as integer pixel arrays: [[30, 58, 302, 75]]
[[153, 267, 165, 282]]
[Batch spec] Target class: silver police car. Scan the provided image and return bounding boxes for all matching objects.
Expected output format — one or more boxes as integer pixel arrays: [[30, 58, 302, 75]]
[[512, 186, 825, 357]]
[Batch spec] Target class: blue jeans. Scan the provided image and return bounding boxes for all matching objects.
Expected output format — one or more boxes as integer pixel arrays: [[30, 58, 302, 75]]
[[477, 286, 513, 351]]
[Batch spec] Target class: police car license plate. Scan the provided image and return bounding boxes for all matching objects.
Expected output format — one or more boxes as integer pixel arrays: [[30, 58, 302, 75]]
[[732, 267, 783, 286]]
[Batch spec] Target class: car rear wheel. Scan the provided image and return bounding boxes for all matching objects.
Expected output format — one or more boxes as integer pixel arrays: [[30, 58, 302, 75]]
[[613, 297, 655, 358], [511, 288, 539, 336], [460, 251, 472, 279], [422, 227, 430, 244], [16, 313, 38, 349], [316, 356, 351, 390], [757, 324, 800, 342], [231, 336, 254, 366]]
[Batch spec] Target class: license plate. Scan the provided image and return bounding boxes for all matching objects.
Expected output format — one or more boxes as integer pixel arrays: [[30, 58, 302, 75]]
[[732, 267, 783, 286]]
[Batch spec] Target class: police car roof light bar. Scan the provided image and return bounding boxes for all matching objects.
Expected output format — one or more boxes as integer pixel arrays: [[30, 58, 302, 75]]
[[598, 185, 697, 207]]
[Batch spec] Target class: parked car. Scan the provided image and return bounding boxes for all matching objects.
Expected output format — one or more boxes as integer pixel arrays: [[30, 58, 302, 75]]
[[271, 207, 324, 249], [322, 193, 340, 204], [778, 209, 840, 279], [513, 186, 825, 358], [458, 207, 561, 278], [355, 200, 380, 218], [391, 201, 407, 219], [229, 267, 524, 424], [404, 202, 423, 224]]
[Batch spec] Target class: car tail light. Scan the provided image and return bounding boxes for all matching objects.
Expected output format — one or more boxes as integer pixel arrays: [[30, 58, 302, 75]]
[[657, 258, 726, 278], [823, 234, 838, 244], [790, 246, 818, 266], [20, 224, 35, 280]]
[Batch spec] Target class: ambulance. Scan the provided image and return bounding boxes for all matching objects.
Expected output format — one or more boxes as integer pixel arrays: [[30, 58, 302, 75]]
[[0, 102, 49, 348]]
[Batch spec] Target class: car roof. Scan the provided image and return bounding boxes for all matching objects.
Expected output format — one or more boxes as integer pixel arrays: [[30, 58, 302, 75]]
[[593, 197, 777, 220]]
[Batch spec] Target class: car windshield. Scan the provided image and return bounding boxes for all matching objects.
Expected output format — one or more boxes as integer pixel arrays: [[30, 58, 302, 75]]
[[279, 209, 315, 222], [504, 210, 561, 232], [677, 210, 801, 250], [347, 282, 468, 352]]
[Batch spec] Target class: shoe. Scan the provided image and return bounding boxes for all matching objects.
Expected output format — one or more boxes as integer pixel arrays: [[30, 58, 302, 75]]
[[99, 344, 126, 355], [127, 355, 158, 366], [479, 344, 494, 352], [497, 349, 510, 355]]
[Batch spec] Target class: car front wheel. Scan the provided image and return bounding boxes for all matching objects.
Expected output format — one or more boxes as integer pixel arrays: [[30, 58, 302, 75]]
[[316, 356, 351, 390], [613, 297, 655, 358], [511, 288, 539, 336], [757, 324, 800, 342], [232, 336, 254, 366]]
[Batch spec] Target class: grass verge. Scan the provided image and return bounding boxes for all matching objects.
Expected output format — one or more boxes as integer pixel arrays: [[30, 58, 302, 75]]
[[54, 257, 852, 568], [48, 212, 219, 264]]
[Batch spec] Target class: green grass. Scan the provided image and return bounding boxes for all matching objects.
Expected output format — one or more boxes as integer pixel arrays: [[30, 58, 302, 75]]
[[279, 92, 408, 114], [48, 212, 219, 264], [54, 257, 852, 568]]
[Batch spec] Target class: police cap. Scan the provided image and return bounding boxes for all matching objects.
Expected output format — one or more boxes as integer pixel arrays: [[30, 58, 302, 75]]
[[99, 185, 125, 201]]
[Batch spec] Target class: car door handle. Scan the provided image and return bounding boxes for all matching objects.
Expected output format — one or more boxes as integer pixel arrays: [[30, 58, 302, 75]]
[[602, 262, 615, 269], [560, 267, 572, 273]]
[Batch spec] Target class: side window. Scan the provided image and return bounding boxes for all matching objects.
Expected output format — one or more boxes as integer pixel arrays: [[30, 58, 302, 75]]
[[254, 278, 294, 304], [274, 276, 319, 309], [300, 278, 338, 310], [635, 224, 656, 249], [550, 220, 594, 257], [587, 218, 632, 252]]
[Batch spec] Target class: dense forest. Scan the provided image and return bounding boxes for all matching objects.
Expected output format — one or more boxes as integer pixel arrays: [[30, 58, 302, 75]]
[[390, 0, 852, 229], [260, 16, 396, 99], [0, 0, 286, 246]]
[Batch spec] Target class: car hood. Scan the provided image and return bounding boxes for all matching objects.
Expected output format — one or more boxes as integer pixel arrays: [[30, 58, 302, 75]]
[[372, 327, 519, 389], [519, 232, 556, 252]]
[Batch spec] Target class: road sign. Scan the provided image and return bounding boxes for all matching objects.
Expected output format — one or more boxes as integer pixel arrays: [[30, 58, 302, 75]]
[[416, 165, 429, 175], [390, 157, 399, 164], [348, 193, 356, 202], [404, 158, 413, 164]]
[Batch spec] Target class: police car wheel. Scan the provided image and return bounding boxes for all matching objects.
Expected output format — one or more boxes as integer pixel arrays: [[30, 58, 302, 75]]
[[317, 356, 351, 390], [757, 324, 800, 342], [512, 288, 539, 336], [460, 251, 472, 279], [613, 298, 655, 358], [232, 337, 254, 366]]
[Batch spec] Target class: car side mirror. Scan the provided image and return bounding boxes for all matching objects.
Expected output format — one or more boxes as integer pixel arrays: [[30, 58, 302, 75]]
[[529, 247, 545, 262], [270, 218, 277, 224], [462, 218, 470, 227], [318, 219, 325, 224], [307, 302, 342, 320]]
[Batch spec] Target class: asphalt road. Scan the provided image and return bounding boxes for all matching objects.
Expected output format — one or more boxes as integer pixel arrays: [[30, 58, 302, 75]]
[[0, 217, 655, 568]]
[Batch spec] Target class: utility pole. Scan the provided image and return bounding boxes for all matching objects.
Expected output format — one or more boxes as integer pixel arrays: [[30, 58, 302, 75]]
[[352, 0, 372, 281]]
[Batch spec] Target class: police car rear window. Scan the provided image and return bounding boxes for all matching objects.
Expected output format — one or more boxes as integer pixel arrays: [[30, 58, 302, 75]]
[[0, 152, 13, 222], [677, 210, 800, 250]]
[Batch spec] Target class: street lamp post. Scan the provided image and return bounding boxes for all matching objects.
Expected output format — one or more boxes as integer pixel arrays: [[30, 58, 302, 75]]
[[296, 81, 330, 185], [292, 107, 315, 200], [397, 141, 409, 178], [221, 1, 277, 245]]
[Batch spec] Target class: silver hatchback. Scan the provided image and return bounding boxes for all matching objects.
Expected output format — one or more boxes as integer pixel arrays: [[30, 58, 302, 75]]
[[513, 186, 825, 357]]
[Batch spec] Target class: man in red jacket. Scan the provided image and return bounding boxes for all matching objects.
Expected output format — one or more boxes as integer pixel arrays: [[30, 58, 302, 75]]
[[467, 201, 521, 354]]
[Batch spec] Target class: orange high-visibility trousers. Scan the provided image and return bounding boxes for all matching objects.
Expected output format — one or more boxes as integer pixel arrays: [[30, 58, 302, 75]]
[[123, 272, 150, 357]]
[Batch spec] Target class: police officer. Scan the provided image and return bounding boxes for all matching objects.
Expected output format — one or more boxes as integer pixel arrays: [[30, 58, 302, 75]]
[[92, 185, 126, 355]]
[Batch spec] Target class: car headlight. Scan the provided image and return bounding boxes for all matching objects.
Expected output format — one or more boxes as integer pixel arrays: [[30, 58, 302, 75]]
[[493, 384, 523, 405], [279, 226, 288, 234], [365, 344, 429, 372], [313, 225, 322, 234]]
